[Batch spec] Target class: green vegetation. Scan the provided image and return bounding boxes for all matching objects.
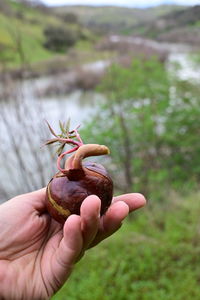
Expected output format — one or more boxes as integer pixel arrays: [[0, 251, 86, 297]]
[[0, 1, 54, 67], [81, 58, 200, 198], [0, 0, 93, 70], [43, 26, 78, 52], [53, 192, 200, 300]]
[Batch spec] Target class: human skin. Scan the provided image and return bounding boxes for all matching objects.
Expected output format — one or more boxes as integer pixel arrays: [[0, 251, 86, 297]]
[[0, 188, 146, 300]]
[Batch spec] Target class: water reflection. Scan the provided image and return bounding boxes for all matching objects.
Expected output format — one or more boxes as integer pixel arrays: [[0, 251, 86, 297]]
[[39, 90, 104, 130]]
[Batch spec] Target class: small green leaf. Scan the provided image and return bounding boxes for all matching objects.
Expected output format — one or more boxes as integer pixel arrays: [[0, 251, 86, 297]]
[[45, 120, 58, 138], [44, 138, 58, 145], [59, 120, 66, 135], [65, 119, 71, 138], [56, 143, 66, 156]]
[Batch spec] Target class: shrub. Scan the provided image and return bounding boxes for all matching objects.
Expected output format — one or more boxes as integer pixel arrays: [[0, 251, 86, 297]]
[[43, 26, 78, 52], [61, 13, 78, 24]]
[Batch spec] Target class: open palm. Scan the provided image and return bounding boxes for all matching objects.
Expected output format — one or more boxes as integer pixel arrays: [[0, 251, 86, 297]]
[[0, 188, 146, 300]]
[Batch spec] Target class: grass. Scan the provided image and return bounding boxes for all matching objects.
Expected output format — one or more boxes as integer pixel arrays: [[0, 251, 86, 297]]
[[0, 7, 54, 68], [0, 1, 93, 71], [0, 1, 113, 75], [52, 192, 200, 300]]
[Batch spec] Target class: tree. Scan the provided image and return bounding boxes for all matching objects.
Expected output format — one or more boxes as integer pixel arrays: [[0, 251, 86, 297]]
[[83, 58, 170, 196], [43, 26, 78, 53], [83, 57, 200, 198]]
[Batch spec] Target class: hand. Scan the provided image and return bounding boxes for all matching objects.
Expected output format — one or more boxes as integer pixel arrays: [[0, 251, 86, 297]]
[[0, 189, 146, 300]]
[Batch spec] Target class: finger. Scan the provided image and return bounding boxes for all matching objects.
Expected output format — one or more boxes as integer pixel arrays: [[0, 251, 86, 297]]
[[89, 193, 146, 248], [80, 195, 101, 250], [89, 201, 129, 248], [52, 215, 83, 284], [112, 193, 146, 212]]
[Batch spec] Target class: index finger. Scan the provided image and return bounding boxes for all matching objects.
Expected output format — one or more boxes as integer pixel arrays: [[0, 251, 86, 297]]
[[112, 193, 146, 212]]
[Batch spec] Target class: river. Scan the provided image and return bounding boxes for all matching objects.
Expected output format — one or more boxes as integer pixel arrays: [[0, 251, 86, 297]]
[[0, 37, 199, 201]]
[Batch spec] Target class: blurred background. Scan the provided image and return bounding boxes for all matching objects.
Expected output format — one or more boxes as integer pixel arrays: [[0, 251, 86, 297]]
[[0, 0, 200, 299]]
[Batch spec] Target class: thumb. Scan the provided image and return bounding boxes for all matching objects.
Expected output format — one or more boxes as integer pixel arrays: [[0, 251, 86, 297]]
[[52, 215, 83, 285]]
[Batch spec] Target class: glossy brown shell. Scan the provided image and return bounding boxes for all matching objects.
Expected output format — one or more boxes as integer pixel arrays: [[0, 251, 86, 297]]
[[46, 162, 113, 224]]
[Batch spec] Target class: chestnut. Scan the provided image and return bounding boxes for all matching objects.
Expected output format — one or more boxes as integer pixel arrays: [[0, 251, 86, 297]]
[[45, 122, 113, 224]]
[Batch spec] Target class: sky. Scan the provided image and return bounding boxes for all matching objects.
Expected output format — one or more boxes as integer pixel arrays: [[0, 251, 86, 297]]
[[42, 0, 200, 7]]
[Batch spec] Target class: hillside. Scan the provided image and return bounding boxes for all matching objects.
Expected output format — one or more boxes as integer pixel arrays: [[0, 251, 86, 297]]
[[53, 5, 185, 34], [132, 5, 200, 45], [1, 1, 199, 73], [0, 0, 91, 71], [0, 1, 53, 66]]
